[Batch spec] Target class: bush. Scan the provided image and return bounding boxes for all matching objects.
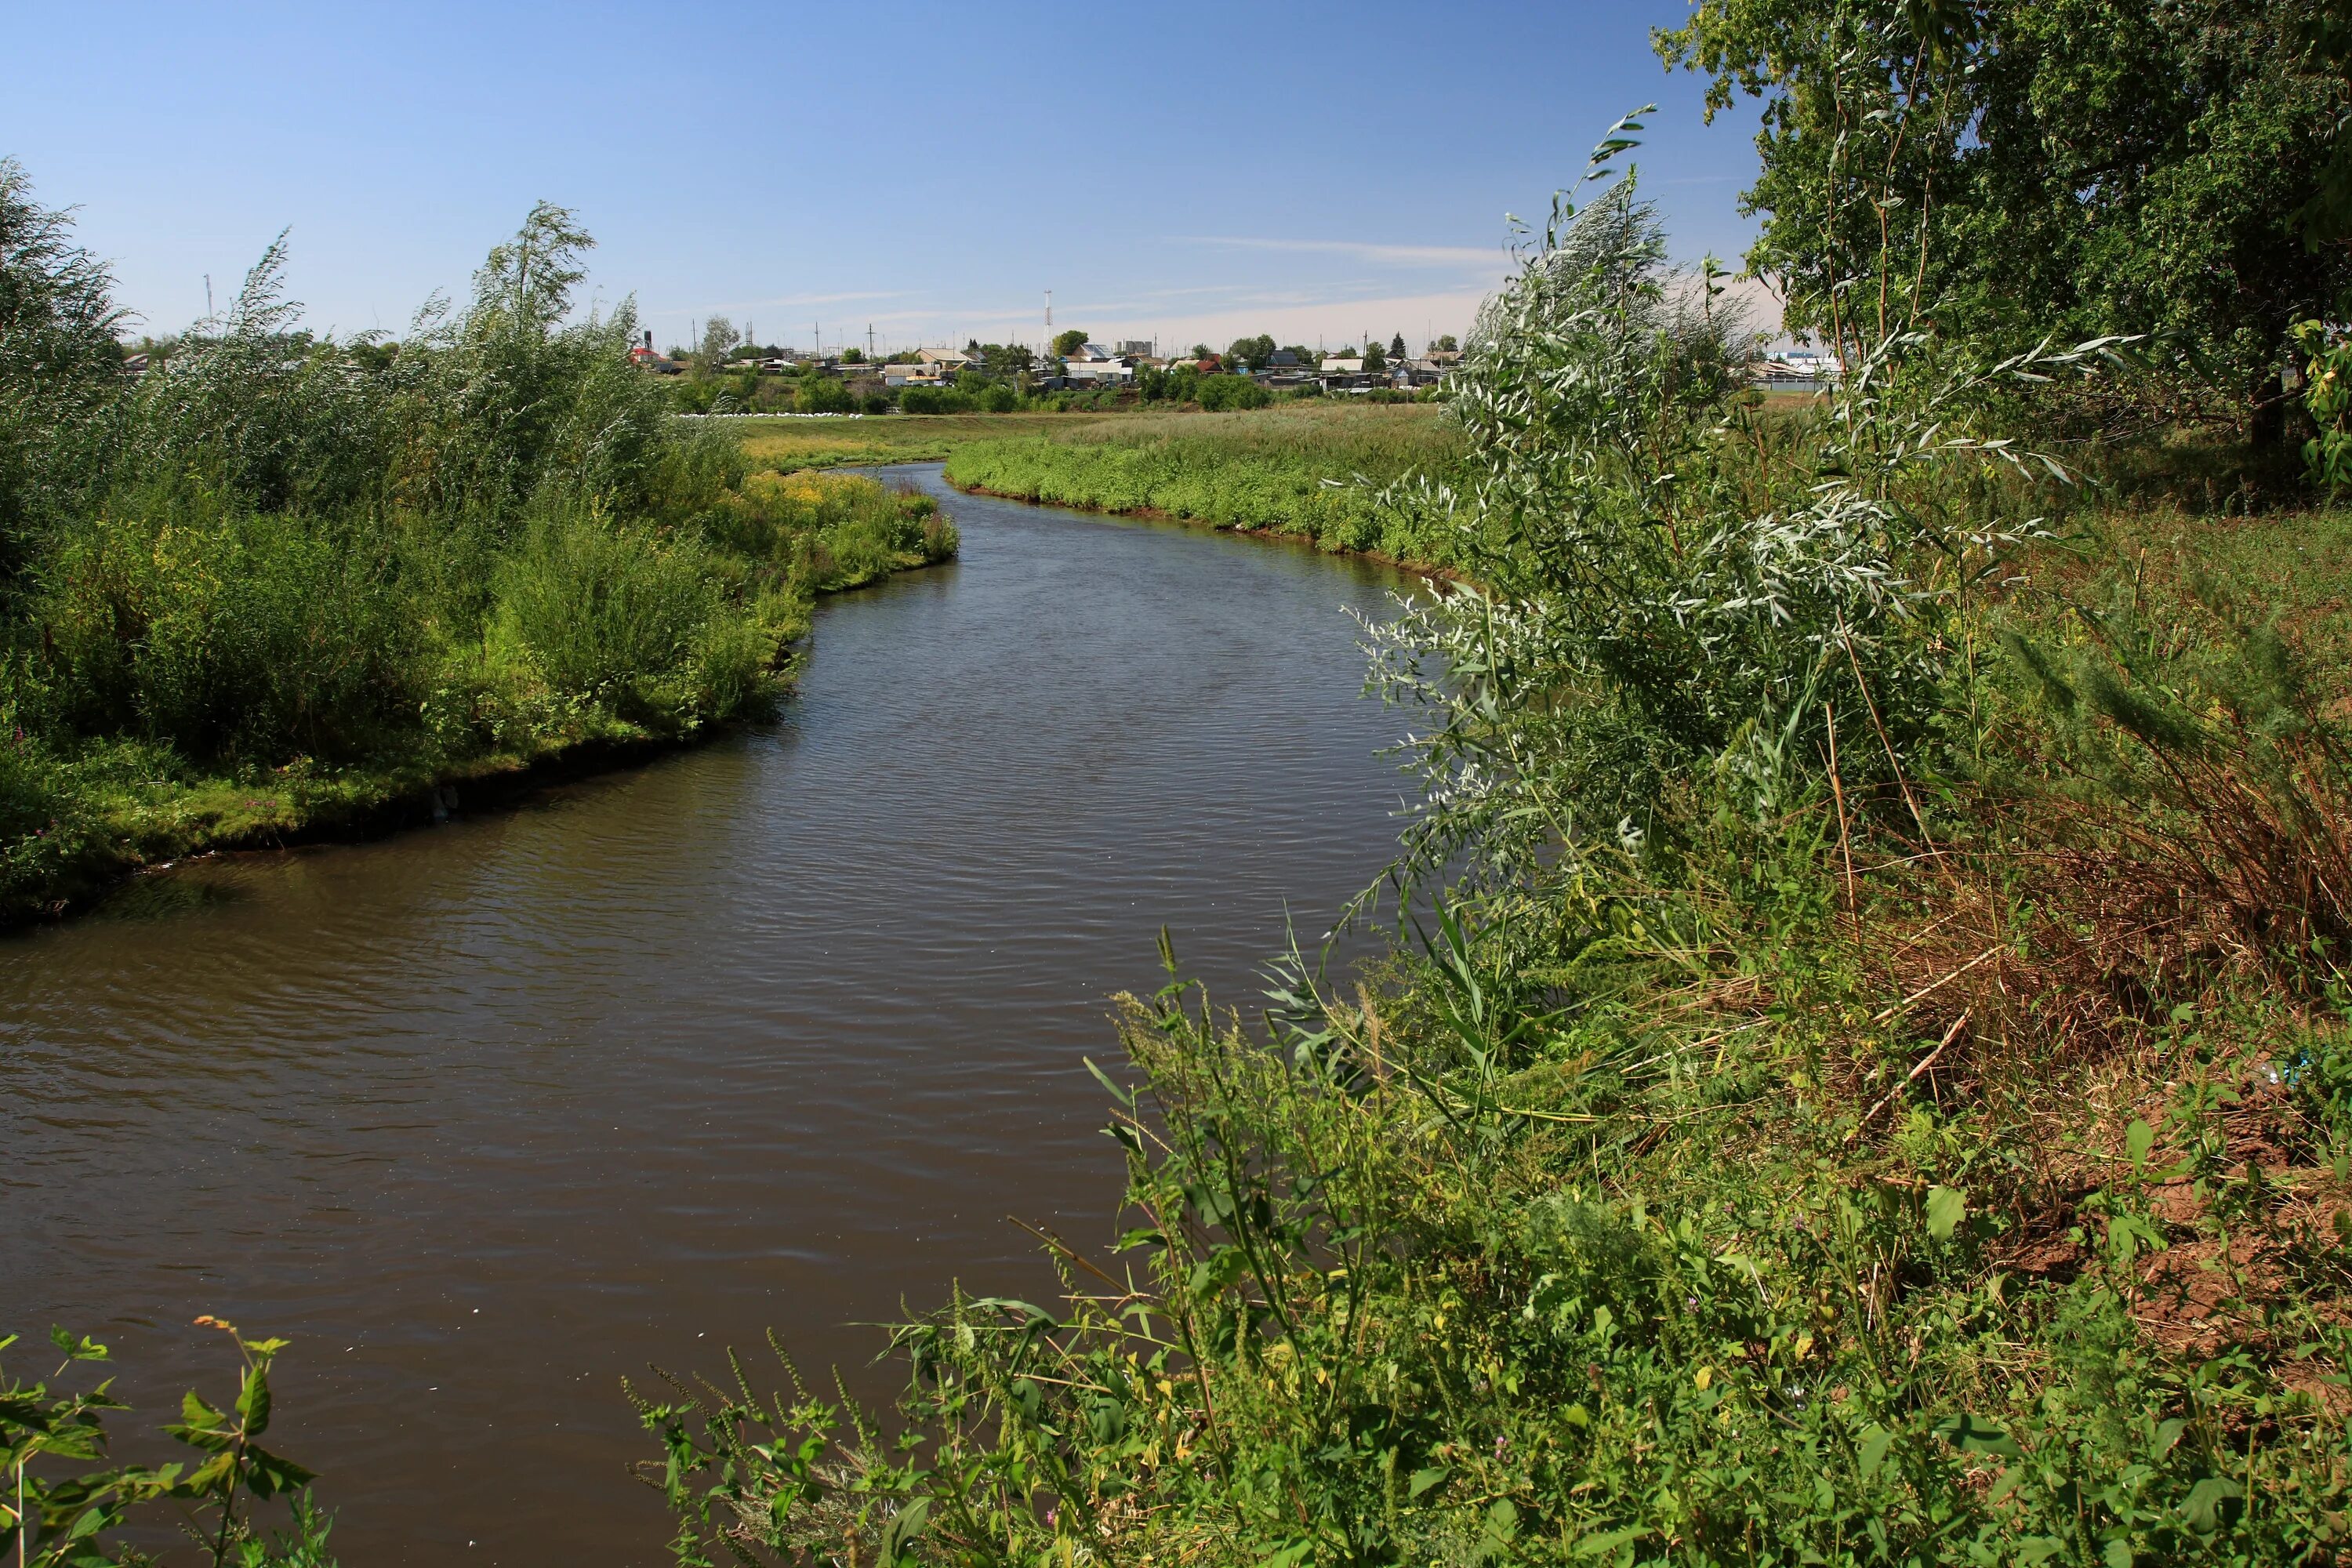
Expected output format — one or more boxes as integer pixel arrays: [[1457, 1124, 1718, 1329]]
[[34, 503, 427, 765], [795, 376, 853, 416], [1193, 372, 1271, 411], [898, 387, 975, 415], [490, 514, 764, 729]]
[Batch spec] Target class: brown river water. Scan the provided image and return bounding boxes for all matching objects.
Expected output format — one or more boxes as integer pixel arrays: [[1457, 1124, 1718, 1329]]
[[1, 466, 1415, 1565]]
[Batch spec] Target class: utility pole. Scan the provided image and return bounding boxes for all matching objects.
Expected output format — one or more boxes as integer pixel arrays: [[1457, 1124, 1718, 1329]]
[[204, 274, 213, 318], [866, 322, 876, 359], [1044, 289, 1052, 356]]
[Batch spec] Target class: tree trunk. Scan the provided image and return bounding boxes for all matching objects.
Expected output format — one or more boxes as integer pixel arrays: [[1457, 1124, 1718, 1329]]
[[2249, 369, 2286, 452]]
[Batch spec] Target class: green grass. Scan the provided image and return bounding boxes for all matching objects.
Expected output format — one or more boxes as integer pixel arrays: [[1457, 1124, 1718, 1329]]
[[940, 402, 1469, 567], [733, 410, 1129, 473], [2, 472, 956, 924]]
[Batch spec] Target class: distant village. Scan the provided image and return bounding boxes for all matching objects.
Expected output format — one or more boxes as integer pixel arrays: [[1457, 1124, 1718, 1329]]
[[626, 331, 1468, 396], [623, 329, 1833, 402]]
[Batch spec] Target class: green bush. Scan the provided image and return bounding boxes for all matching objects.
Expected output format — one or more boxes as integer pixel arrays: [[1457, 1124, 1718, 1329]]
[[490, 514, 763, 729], [34, 504, 426, 765], [1194, 372, 1271, 411], [795, 376, 853, 416], [898, 387, 975, 415]]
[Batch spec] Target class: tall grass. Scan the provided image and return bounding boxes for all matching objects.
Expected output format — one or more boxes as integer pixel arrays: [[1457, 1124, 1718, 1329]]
[[0, 170, 956, 921], [942, 402, 1468, 564]]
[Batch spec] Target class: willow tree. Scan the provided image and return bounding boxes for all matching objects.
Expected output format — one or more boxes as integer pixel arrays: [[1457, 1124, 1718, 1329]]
[[0, 159, 128, 576]]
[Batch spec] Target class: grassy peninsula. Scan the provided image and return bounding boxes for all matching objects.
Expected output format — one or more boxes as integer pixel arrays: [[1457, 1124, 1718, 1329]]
[[0, 183, 953, 925], [943, 402, 1470, 568], [734, 410, 1112, 474]]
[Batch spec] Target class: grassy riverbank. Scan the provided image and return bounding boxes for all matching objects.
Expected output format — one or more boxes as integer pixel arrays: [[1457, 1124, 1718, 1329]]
[[735, 410, 1126, 474], [2, 466, 953, 922], [0, 184, 954, 926], [942, 401, 1470, 567], [639, 166, 2352, 1565]]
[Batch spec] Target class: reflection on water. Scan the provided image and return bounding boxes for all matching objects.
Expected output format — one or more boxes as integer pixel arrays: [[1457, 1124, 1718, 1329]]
[[0, 466, 1412, 1566]]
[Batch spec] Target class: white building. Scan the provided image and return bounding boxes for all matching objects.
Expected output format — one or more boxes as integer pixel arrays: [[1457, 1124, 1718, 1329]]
[[1061, 343, 1133, 383]]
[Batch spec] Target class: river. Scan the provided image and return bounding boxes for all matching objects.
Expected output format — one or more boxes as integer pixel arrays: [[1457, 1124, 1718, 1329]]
[[0, 466, 1415, 1565]]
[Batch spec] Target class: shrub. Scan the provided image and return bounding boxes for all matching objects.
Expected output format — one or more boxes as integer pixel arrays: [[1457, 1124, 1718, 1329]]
[[491, 514, 764, 729], [34, 503, 426, 765], [898, 387, 975, 415], [1194, 372, 1272, 411], [795, 376, 853, 416]]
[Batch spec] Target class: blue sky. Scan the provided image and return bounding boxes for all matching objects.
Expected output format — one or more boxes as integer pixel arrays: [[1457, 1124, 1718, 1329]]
[[6, 2, 1769, 357]]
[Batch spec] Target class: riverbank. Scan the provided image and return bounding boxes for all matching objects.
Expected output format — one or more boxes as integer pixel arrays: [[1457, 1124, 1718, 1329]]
[[2, 466, 1414, 1566], [939, 402, 1471, 569], [2, 472, 957, 927], [648, 186, 2352, 1561], [737, 409, 1128, 474]]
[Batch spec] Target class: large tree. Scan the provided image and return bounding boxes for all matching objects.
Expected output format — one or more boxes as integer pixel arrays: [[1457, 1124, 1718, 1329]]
[[1223, 333, 1276, 369], [1657, 0, 2352, 444]]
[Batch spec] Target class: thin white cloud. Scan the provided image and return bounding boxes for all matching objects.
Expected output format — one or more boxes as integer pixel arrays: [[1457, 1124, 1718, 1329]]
[[658, 289, 909, 317], [1177, 235, 1506, 269]]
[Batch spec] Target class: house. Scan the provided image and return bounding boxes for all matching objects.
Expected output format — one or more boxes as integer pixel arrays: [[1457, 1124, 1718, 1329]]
[[1062, 343, 1134, 383], [917, 348, 973, 372], [883, 361, 946, 388], [1319, 355, 1364, 375], [1251, 349, 1321, 390], [628, 343, 684, 375], [1757, 349, 1830, 391]]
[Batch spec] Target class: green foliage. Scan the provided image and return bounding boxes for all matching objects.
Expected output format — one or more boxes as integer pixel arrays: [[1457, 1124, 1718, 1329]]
[[654, 106, 2352, 1566], [0, 159, 129, 576], [943, 403, 1464, 562], [898, 386, 977, 415], [1225, 333, 1276, 369], [31, 503, 426, 765], [1194, 372, 1272, 412], [2299, 313, 2352, 491], [3, 1319, 336, 1566], [490, 514, 755, 728], [794, 374, 854, 416], [1051, 328, 1089, 358], [1659, 0, 2352, 436], [0, 175, 960, 920]]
